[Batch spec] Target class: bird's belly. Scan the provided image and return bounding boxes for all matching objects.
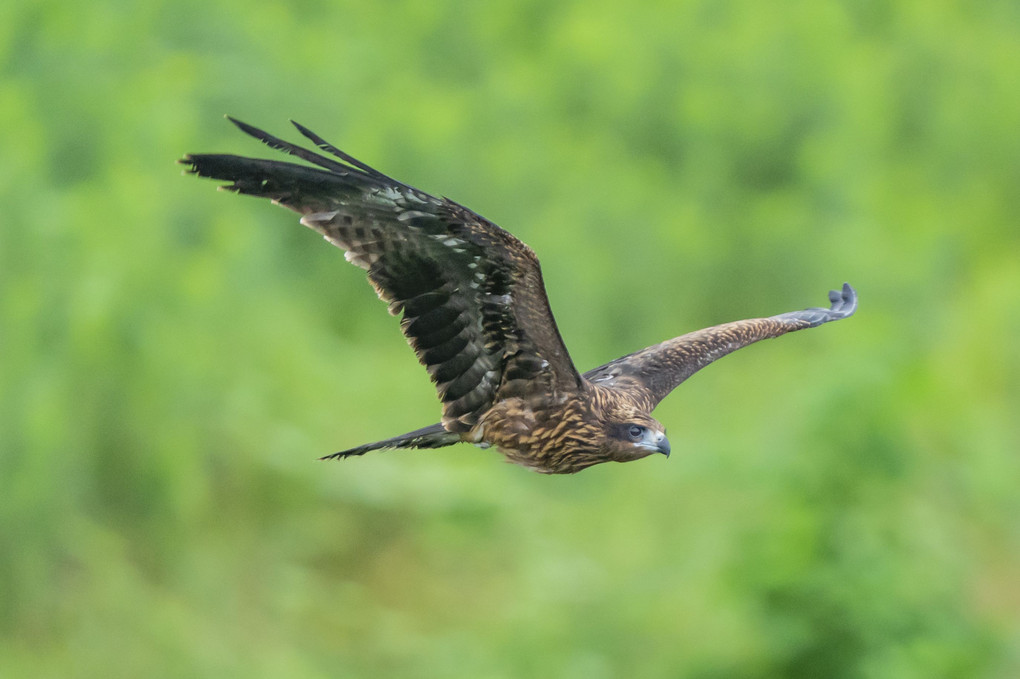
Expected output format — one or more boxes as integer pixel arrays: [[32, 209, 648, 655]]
[[469, 402, 550, 469], [469, 401, 598, 474]]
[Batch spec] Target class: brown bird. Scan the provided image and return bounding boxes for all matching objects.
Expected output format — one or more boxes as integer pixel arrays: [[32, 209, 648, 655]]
[[182, 118, 857, 474]]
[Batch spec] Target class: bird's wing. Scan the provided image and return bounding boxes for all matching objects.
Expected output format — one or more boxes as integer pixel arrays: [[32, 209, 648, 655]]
[[584, 284, 857, 410], [182, 119, 583, 431]]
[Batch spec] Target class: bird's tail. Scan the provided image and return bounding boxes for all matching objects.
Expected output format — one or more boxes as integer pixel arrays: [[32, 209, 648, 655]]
[[321, 423, 461, 461]]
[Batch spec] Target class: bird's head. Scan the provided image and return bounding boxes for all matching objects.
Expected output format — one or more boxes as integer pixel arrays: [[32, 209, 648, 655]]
[[602, 411, 670, 463]]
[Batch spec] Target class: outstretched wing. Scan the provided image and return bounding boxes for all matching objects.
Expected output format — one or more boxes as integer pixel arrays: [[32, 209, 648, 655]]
[[584, 283, 857, 410], [182, 118, 583, 431]]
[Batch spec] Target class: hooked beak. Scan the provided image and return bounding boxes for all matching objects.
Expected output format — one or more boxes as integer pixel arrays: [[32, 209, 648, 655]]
[[655, 432, 671, 458], [638, 430, 670, 458]]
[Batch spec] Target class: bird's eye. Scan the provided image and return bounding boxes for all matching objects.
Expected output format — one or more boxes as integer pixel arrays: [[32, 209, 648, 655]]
[[627, 425, 644, 440]]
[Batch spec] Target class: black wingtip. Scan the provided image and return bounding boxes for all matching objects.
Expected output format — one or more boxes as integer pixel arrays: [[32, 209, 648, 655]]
[[813, 281, 857, 324], [770, 282, 858, 328], [287, 119, 395, 180], [177, 154, 202, 175], [832, 282, 857, 319], [225, 116, 269, 142], [288, 119, 323, 148]]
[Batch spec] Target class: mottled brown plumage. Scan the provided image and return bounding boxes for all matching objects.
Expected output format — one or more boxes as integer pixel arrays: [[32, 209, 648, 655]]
[[181, 118, 857, 474]]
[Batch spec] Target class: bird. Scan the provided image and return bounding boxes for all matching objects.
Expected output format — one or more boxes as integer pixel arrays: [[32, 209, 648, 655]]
[[181, 118, 857, 474]]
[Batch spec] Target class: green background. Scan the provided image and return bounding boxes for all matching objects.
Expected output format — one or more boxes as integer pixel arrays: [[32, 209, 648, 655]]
[[2, 0, 1018, 676]]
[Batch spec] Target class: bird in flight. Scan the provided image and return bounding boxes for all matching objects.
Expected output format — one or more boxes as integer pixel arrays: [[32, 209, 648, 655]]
[[182, 118, 857, 474]]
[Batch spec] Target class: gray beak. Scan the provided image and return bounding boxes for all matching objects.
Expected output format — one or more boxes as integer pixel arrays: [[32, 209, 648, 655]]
[[655, 432, 671, 458]]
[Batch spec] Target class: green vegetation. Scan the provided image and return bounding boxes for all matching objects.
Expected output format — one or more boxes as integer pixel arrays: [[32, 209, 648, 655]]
[[2, 0, 1018, 676]]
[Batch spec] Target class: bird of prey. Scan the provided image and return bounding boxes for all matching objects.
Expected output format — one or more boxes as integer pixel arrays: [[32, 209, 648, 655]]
[[181, 118, 857, 474]]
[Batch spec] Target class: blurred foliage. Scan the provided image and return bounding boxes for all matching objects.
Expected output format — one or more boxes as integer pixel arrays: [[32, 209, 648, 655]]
[[2, 0, 1019, 676]]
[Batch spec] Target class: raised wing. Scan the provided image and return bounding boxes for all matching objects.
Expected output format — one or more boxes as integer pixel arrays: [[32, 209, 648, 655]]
[[584, 283, 857, 410], [181, 119, 582, 431]]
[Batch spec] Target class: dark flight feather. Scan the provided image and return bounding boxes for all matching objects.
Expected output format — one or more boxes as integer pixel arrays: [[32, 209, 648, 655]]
[[183, 118, 582, 434]]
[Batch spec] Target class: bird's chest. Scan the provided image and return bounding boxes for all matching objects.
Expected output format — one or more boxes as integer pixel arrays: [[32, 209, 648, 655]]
[[470, 397, 598, 473]]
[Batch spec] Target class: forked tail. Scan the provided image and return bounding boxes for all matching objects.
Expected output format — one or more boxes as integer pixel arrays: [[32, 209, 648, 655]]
[[321, 423, 461, 460]]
